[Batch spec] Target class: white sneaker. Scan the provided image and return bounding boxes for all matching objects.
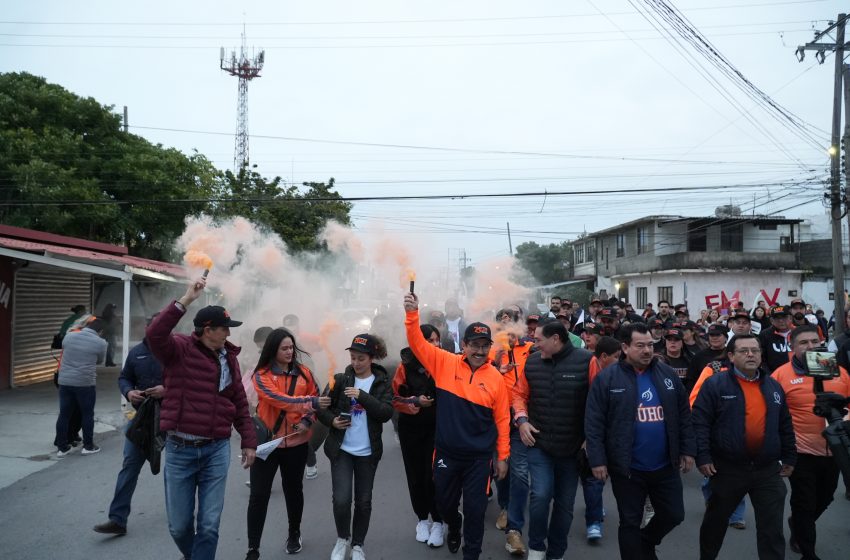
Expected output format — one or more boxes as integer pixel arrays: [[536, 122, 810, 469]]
[[81, 445, 101, 455], [330, 538, 350, 560], [427, 522, 444, 548], [415, 520, 432, 543], [351, 544, 365, 560], [56, 446, 76, 458], [527, 550, 546, 560], [305, 465, 318, 479]]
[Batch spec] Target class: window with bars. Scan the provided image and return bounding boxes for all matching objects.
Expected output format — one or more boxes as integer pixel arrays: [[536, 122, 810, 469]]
[[637, 227, 648, 254], [616, 234, 625, 258], [575, 244, 585, 263], [658, 286, 673, 304], [637, 287, 648, 309]]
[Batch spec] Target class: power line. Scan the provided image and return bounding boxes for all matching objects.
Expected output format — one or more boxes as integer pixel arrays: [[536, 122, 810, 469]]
[[0, 1, 827, 26]]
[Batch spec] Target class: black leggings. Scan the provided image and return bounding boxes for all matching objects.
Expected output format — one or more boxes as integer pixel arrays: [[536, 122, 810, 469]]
[[246, 443, 309, 549], [398, 419, 441, 522]]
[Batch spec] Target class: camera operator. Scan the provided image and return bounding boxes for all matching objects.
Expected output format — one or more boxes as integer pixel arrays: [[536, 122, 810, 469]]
[[771, 325, 850, 559]]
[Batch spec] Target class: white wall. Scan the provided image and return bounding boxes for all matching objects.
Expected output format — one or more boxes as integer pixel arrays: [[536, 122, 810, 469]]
[[802, 278, 850, 315], [618, 270, 802, 311]]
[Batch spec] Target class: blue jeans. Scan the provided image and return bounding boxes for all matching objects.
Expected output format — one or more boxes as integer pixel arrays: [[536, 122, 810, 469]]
[[506, 431, 529, 532], [108, 423, 148, 527], [526, 447, 579, 559], [55, 385, 96, 449], [582, 475, 605, 526], [701, 477, 745, 524], [164, 438, 230, 560]]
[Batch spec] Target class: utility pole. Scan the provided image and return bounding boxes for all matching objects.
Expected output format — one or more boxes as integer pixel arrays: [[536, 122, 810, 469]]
[[220, 28, 265, 173], [796, 13, 847, 335], [123, 106, 128, 133], [506, 222, 513, 256]]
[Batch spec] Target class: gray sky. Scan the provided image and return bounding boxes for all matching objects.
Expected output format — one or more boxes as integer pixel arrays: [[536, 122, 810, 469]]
[[0, 0, 839, 266]]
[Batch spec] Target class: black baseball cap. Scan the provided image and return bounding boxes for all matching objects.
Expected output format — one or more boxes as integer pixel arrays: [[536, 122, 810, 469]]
[[707, 324, 728, 337], [770, 305, 790, 317], [346, 333, 377, 355], [598, 308, 618, 321], [584, 322, 604, 336], [193, 305, 243, 328], [464, 322, 493, 342], [526, 314, 541, 323], [590, 298, 604, 305], [665, 328, 684, 340], [730, 309, 751, 321], [649, 318, 664, 329]]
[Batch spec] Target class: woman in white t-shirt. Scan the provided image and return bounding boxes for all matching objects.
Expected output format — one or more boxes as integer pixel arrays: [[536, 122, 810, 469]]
[[317, 334, 394, 560]]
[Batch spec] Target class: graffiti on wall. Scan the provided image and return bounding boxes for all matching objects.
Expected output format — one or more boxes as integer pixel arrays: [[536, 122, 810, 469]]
[[704, 288, 780, 310]]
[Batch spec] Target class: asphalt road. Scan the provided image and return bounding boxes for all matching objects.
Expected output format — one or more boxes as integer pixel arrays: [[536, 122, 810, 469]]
[[1, 427, 848, 560]]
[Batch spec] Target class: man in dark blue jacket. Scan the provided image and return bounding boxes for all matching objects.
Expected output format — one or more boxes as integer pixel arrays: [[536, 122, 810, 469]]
[[93, 325, 164, 536], [585, 323, 696, 560], [692, 333, 796, 560]]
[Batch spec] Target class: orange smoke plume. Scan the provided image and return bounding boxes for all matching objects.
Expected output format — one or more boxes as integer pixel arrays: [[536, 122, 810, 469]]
[[494, 330, 511, 352], [318, 319, 341, 390], [184, 250, 213, 270]]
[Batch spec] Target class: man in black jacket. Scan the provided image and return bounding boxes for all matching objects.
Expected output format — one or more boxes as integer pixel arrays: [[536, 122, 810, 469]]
[[512, 320, 592, 560], [585, 323, 695, 560], [691, 334, 796, 560], [759, 305, 793, 372], [93, 332, 164, 535]]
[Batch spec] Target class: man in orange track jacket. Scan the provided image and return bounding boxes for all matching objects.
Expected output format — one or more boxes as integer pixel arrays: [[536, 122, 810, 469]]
[[404, 293, 510, 560]]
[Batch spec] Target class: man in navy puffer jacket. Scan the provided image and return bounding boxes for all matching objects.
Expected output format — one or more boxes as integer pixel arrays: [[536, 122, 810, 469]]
[[585, 323, 696, 560]]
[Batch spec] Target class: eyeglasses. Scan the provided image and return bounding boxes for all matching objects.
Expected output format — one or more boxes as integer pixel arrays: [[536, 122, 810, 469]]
[[733, 348, 762, 355]]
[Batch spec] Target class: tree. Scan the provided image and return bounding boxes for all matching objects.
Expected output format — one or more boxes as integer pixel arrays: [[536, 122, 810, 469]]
[[0, 72, 218, 259], [0, 72, 352, 259], [211, 169, 352, 253], [514, 241, 573, 285]]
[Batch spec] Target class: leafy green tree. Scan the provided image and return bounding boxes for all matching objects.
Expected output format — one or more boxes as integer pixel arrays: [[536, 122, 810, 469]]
[[212, 169, 352, 252], [514, 241, 573, 285], [0, 72, 352, 259], [0, 72, 218, 259]]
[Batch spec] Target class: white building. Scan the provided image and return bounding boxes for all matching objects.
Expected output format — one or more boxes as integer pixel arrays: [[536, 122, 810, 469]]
[[569, 214, 809, 311]]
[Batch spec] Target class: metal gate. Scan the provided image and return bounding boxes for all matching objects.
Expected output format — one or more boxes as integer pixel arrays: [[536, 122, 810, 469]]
[[12, 265, 92, 386]]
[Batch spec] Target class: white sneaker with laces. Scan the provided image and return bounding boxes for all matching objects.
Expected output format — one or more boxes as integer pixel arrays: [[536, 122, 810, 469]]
[[427, 522, 444, 548], [330, 538, 350, 560], [351, 544, 366, 560], [305, 465, 318, 479], [415, 520, 432, 543], [81, 445, 101, 455]]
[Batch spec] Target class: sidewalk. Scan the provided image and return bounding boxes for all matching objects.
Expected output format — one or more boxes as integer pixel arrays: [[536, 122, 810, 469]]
[[0, 367, 127, 490]]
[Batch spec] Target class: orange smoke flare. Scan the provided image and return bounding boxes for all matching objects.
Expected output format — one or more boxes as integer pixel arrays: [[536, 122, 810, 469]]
[[184, 250, 213, 270], [318, 319, 341, 390], [494, 331, 511, 352]]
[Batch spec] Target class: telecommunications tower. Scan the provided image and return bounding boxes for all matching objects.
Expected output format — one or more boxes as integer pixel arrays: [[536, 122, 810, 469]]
[[220, 29, 264, 172]]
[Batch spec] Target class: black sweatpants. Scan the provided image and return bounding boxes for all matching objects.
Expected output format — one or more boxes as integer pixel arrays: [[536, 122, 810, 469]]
[[699, 461, 786, 560], [433, 449, 490, 560], [399, 419, 442, 522], [246, 443, 309, 550], [789, 453, 840, 560]]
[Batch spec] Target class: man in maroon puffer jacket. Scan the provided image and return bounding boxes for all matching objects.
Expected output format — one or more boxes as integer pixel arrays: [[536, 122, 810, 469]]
[[147, 276, 257, 560]]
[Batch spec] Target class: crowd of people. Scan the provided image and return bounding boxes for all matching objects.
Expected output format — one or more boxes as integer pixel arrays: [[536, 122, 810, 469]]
[[52, 277, 850, 560]]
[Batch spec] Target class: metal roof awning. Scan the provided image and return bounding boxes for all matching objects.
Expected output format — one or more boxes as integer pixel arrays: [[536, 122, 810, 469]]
[[0, 232, 187, 386]]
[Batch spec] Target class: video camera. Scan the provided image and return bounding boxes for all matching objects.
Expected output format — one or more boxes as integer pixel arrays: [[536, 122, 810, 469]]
[[801, 348, 850, 482]]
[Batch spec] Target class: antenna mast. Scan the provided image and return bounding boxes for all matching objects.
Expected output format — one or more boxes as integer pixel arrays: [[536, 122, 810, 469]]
[[220, 27, 264, 172]]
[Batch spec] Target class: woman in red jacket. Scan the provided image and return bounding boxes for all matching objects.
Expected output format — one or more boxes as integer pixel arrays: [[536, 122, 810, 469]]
[[393, 324, 444, 547], [245, 328, 330, 559]]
